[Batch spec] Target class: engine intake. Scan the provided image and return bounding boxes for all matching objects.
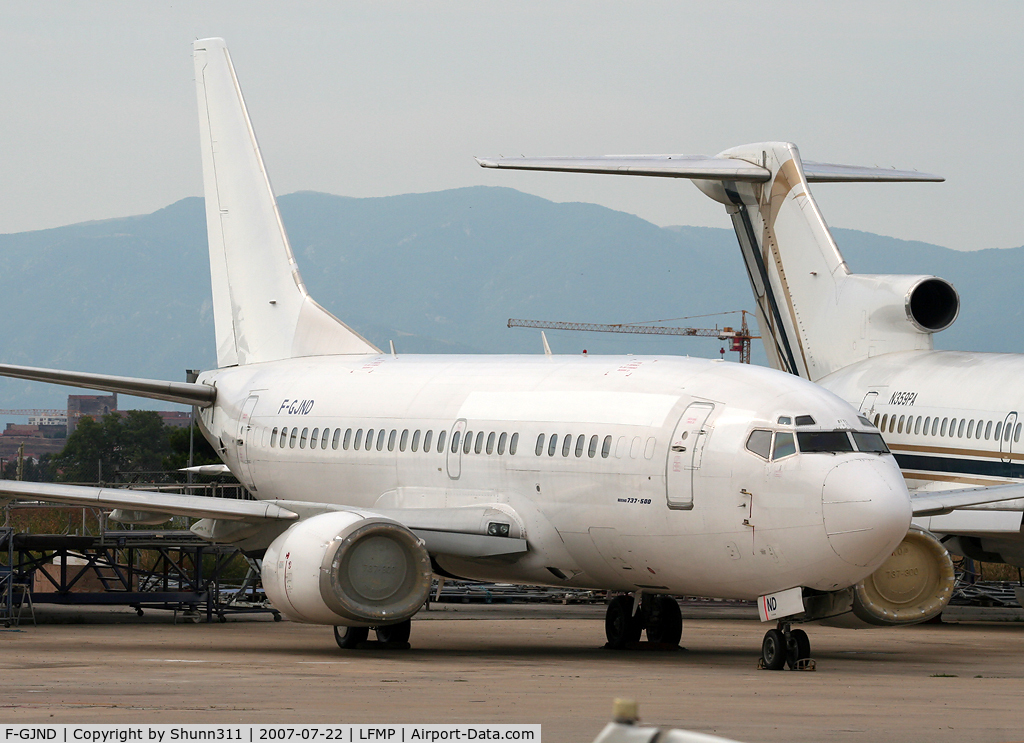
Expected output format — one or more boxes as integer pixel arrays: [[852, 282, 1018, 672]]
[[906, 277, 959, 333], [851, 527, 955, 625], [263, 511, 432, 626]]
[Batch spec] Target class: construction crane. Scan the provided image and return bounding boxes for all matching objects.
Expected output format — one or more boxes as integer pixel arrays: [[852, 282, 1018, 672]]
[[0, 409, 66, 417], [507, 310, 758, 363]]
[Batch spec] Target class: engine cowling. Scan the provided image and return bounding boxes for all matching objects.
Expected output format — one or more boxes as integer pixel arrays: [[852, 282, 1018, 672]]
[[850, 527, 956, 625], [262, 511, 432, 626]]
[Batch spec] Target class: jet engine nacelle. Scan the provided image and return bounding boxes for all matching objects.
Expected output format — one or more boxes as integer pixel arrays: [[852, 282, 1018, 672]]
[[850, 526, 956, 625], [842, 274, 959, 336], [262, 511, 432, 626], [812, 527, 955, 627]]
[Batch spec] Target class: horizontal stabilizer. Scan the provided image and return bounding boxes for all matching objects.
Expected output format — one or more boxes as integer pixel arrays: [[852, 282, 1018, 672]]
[[0, 480, 297, 522], [477, 152, 942, 183], [910, 483, 1024, 517], [476, 155, 770, 181], [0, 363, 216, 407]]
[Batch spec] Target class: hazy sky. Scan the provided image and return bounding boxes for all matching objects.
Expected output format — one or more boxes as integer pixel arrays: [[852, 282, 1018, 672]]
[[1, 2, 1022, 251]]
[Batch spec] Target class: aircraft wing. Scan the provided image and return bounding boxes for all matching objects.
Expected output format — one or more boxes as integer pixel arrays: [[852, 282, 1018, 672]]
[[0, 480, 296, 521], [0, 363, 215, 407], [910, 483, 1024, 517], [476, 155, 942, 183]]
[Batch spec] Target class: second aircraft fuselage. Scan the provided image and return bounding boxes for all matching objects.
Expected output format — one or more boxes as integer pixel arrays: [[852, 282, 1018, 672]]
[[196, 353, 911, 602]]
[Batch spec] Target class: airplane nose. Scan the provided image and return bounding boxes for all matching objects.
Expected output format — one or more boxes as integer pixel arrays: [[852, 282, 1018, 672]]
[[822, 458, 912, 568]]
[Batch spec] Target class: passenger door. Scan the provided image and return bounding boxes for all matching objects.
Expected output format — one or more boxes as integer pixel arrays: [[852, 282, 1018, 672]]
[[236, 395, 260, 491], [447, 418, 467, 480], [1001, 411, 1018, 464], [666, 402, 715, 510]]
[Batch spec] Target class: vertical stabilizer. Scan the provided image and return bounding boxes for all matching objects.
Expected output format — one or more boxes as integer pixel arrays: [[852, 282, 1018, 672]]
[[193, 38, 379, 367], [699, 143, 949, 382]]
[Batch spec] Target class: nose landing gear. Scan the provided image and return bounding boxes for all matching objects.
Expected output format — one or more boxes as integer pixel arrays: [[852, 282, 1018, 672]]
[[760, 621, 814, 671]]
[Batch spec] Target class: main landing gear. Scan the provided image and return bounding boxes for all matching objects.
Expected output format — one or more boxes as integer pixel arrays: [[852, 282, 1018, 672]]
[[604, 594, 683, 649], [760, 621, 813, 671], [333, 619, 412, 650]]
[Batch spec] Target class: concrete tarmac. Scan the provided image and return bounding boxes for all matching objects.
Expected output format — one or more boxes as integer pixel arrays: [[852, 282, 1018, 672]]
[[2, 604, 1023, 742]]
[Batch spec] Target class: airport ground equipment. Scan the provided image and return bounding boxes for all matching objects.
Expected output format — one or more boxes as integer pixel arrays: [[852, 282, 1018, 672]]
[[593, 699, 745, 743], [10, 529, 278, 623], [509, 311, 757, 364]]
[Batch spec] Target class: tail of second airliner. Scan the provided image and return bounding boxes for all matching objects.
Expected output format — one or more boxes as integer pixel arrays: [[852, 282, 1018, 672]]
[[478, 144, 955, 383], [193, 38, 379, 368]]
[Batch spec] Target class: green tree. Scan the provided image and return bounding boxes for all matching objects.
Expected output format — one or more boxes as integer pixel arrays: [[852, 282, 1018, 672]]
[[50, 411, 172, 483], [162, 422, 221, 471]]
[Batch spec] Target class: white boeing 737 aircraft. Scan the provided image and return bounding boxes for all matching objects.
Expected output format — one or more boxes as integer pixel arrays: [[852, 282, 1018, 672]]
[[0, 41, 1003, 669], [479, 142, 1024, 582]]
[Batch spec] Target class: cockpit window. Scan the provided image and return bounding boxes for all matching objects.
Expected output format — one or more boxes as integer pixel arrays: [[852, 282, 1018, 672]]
[[777, 416, 792, 425], [745, 430, 772, 459], [852, 431, 890, 453], [858, 415, 873, 427], [772, 431, 797, 460], [794, 415, 816, 426], [796, 430, 854, 453]]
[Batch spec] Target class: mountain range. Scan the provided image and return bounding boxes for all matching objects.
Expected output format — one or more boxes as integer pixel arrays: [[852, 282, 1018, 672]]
[[0, 186, 1018, 414]]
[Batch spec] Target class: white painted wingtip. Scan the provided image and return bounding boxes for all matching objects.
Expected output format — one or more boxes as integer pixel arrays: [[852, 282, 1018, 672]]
[[541, 331, 552, 357]]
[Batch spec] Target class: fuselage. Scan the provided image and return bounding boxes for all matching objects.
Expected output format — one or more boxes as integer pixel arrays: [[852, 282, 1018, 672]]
[[818, 348, 1024, 561], [196, 352, 910, 601]]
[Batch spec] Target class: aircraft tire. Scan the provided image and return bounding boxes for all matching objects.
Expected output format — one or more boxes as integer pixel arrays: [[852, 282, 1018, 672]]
[[334, 625, 369, 649], [787, 628, 811, 670], [605, 595, 642, 649], [761, 629, 787, 670], [644, 596, 682, 646], [376, 619, 412, 645]]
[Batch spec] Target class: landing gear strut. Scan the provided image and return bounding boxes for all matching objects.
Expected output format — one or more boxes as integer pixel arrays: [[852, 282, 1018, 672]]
[[760, 622, 813, 671]]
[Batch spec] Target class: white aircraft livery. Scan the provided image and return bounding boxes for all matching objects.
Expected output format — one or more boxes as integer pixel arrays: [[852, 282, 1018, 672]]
[[478, 142, 1024, 574], [0, 41, 1006, 669]]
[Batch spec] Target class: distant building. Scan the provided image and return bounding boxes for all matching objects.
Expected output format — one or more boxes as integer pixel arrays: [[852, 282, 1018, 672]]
[[67, 393, 117, 436], [27, 415, 67, 427]]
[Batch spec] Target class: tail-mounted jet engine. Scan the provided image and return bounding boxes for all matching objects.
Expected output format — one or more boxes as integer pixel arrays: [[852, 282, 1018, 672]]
[[262, 512, 432, 626], [841, 274, 960, 336], [810, 527, 956, 627]]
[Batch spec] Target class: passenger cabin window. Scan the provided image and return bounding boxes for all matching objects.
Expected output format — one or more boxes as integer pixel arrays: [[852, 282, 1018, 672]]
[[271, 427, 279, 446], [279, 427, 288, 447], [310, 428, 319, 447], [967, 420, 975, 438], [588, 435, 598, 458], [486, 432, 495, 455], [797, 431, 854, 453], [289, 428, 298, 448], [957, 419, 965, 438], [475, 432, 484, 454], [535, 434, 545, 456], [562, 435, 572, 457], [321, 429, 329, 449], [923, 417, 931, 435], [548, 434, 558, 456], [509, 433, 519, 455], [888, 416, 896, 434], [400, 430, 409, 452], [772, 432, 796, 460], [575, 434, 585, 458], [434, 430, 444, 453], [338, 429, 347, 450], [914, 417, 921, 435], [880, 414, 888, 432], [602, 435, 613, 458], [354, 429, 364, 449], [388, 430, 397, 452], [411, 430, 420, 452], [988, 421, 996, 440], [745, 430, 772, 459], [496, 432, 506, 455], [377, 429, 386, 451], [873, 414, 881, 428], [463, 431, 473, 454], [451, 430, 461, 453]]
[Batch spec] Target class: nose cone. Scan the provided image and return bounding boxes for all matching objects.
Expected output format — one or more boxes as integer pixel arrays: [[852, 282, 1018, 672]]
[[822, 458, 912, 568]]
